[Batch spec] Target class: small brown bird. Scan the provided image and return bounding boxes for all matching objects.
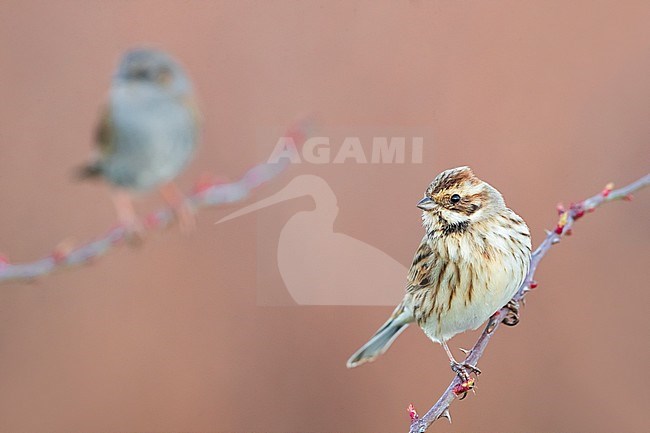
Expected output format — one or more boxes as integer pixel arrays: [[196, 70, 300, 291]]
[[347, 167, 531, 379], [79, 48, 200, 232]]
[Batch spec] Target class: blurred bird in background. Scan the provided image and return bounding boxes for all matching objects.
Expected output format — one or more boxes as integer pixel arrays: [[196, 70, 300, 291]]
[[79, 47, 200, 233], [347, 167, 531, 380]]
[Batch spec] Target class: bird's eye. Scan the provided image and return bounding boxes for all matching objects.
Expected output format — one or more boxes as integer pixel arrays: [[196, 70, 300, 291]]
[[450, 194, 461, 204], [130, 68, 150, 80]]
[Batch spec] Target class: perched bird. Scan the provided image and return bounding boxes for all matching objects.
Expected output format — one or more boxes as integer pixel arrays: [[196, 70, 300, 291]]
[[79, 47, 200, 232], [347, 167, 531, 379]]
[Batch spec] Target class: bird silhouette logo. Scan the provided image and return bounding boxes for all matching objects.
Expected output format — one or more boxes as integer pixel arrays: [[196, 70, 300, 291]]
[[216, 174, 407, 305]]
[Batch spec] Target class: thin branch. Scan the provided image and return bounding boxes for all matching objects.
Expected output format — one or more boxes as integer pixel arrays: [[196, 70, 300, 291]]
[[408, 173, 650, 433], [0, 123, 308, 283]]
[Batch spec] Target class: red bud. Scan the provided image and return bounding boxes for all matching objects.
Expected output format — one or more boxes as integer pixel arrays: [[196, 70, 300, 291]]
[[602, 182, 614, 197], [192, 174, 229, 194], [51, 249, 68, 264], [452, 378, 475, 396], [52, 240, 75, 264], [143, 213, 159, 229], [407, 403, 419, 421]]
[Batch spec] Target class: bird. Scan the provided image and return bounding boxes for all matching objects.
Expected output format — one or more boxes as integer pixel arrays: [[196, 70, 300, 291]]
[[346, 166, 531, 380], [216, 174, 406, 306], [79, 47, 200, 233]]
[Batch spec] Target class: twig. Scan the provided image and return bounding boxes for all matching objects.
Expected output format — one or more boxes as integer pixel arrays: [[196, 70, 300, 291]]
[[408, 173, 650, 433], [0, 123, 308, 283]]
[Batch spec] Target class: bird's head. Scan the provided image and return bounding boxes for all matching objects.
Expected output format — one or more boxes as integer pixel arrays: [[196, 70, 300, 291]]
[[116, 47, 190, 94], [418, 166, 505, 234]]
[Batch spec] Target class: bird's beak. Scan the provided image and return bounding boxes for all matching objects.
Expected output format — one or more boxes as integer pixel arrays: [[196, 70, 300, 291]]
[[216, 187, 297, 225], [417, 197, 436, 211], [215, 176, 312, 225]]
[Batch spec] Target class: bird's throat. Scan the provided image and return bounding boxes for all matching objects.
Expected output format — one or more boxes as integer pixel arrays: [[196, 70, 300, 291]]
[[440, 219, 470, 236]]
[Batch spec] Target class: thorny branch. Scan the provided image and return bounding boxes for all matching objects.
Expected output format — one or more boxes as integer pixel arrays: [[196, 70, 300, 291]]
[[408, 173, 650, 433], [0, 123, 308, 283]]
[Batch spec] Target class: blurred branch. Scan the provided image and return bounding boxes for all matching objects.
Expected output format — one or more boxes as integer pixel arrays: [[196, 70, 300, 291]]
[[408, 173, 650, 433], [0, 122, 308, 284]]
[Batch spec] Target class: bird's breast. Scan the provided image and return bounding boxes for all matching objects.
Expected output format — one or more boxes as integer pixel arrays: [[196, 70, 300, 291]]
[[411, 218, 530, 342], [101, 84, 197, 190]]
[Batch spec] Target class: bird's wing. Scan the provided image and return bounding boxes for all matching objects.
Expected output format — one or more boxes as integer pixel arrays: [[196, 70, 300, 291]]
[[182, 94, 203, 132], [406, 236, 434, 293], [76, 105, 114, 179], [94, 105, 115, 157]]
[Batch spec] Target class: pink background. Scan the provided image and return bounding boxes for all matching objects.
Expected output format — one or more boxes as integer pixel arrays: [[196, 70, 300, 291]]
[[0, 1, 649, 432]]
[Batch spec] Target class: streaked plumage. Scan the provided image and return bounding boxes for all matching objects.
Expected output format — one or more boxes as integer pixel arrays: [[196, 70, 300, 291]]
[[347, 167, 531, 374]]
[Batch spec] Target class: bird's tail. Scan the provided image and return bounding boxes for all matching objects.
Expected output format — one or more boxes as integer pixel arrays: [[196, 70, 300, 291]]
[[76, 163, 102, 180], [346, 303, 413, 368]]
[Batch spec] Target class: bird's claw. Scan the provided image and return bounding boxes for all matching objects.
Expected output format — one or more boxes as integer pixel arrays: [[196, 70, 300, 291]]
[[160, 182, 196, 233], [122, 221, 145, 246], [502, 300, 520, 326], [450, 361, 481, 382], [174, 202, 196, 233]]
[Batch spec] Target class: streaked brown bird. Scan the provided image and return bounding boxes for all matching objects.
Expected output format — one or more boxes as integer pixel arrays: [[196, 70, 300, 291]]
[[79, 47, 200, 232], [347, 167, 531, 379]]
